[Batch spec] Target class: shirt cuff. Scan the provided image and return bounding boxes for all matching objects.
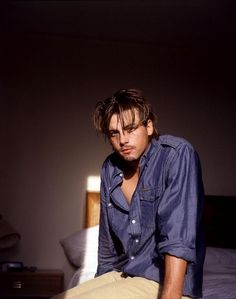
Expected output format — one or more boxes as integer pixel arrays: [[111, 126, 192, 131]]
[[158, 240, 196, 263]]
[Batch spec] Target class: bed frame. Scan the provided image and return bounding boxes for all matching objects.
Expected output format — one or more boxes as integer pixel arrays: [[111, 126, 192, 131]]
[[86, 192, 236, 248], [85, 191, 100, 228]]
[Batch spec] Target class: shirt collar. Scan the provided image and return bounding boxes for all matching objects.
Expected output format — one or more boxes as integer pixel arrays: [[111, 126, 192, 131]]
[[139, 137, 160, 169], [110, 137, 160, 178]]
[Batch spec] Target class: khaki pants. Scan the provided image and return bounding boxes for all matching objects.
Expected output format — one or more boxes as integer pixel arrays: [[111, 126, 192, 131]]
[[52, 271, 190, 299]]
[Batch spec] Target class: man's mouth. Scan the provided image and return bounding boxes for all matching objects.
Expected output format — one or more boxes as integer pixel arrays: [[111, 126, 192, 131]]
[[121, 147, 133, 154]]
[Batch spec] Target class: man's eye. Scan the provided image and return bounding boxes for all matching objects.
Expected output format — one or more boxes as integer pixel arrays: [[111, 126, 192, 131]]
[[109, 131, 118, 137], [127, 127, 135, 133], [126, 125, 138, 133]]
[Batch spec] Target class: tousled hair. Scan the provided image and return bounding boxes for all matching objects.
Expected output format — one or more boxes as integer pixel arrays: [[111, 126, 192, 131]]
[[93, 89, 158, 138]]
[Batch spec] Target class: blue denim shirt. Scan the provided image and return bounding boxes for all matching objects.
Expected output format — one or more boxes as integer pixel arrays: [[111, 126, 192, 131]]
[[96, 135, 205, 298]]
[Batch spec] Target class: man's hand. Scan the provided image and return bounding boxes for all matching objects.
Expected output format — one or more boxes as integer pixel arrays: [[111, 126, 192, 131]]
[[160, 254, 187, 299]]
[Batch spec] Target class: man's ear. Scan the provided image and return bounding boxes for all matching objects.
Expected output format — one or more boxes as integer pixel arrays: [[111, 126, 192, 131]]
[[146, 119, 154, 136]]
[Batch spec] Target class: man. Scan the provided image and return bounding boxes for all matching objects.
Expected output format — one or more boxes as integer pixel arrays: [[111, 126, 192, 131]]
[[54, 89, 205, 299]]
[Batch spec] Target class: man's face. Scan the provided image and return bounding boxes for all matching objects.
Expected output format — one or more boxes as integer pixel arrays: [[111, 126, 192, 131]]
[[108, 110, 154, 162]]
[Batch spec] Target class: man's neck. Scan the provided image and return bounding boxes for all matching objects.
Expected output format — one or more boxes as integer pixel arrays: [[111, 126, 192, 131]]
[[120, 163, 139, 204], [120, 159, 140, 179]]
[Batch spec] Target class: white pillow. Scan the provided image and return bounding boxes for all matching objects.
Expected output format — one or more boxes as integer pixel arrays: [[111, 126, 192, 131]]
[[60, 225, 99, 268]]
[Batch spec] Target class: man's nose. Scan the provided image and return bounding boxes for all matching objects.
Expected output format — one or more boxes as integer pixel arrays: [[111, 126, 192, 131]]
[[119, 131, 129, 145]]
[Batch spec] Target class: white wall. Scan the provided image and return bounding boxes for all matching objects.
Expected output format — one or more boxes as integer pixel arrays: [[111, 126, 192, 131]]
[[1, 30, 235, 287]]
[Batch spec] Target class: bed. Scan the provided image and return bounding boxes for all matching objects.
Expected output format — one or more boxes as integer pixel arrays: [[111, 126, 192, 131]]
[[61, 193, 236, 299]]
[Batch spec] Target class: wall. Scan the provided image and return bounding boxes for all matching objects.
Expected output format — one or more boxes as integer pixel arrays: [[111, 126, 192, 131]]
[[1, 4, 235, 287]]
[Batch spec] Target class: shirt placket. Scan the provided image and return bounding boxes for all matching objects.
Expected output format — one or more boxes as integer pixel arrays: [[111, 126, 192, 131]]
[[126, 155, 149, 262], [127, 194, 141, 261]]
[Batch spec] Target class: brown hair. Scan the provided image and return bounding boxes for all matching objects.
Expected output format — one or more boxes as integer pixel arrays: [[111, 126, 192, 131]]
[[93, 89, 158, 138]]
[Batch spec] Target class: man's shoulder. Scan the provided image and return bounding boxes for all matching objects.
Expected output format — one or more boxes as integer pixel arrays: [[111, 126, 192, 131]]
[[101, 153, 117, 173], [103, 152, 116, 165], [100, 153, 120, 184], [158, 134, 194, 151]]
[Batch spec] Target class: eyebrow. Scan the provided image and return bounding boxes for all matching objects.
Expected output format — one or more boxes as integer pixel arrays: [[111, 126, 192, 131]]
[[124, 123, 139, 130], [108, 123, 139, 133], [108, 129, 119, 133]]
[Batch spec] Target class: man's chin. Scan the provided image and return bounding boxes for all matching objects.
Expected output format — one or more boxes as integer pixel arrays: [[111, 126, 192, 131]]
[[121, 154, 137, 162]]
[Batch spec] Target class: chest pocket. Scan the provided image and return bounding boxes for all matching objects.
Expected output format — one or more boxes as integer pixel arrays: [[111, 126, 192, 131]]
[[106, 201, 129, 233], [139, 187, 161, 228]]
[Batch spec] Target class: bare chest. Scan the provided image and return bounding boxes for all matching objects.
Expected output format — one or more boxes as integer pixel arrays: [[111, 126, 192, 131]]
[[121, 173, 139, 204]]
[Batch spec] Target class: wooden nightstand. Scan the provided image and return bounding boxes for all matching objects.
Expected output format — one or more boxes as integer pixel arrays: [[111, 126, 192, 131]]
[[0, 269, 64, 299]]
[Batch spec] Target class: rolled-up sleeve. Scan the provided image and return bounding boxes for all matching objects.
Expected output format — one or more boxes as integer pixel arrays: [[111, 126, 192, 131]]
[[157, 144, 204, 263]]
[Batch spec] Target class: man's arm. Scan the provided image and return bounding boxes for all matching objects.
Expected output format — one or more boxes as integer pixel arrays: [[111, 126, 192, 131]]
[[158, 145, 204, 297], [160, 254, 187, 299], [96, 175, 118, 276]]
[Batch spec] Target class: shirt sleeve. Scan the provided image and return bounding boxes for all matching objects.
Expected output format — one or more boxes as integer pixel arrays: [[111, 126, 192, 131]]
[[157, 143, 204, 263], [96, 166, 119, 276]]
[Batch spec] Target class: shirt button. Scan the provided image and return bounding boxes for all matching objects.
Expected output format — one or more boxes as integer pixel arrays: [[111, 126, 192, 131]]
[[108, 203, 112, 207], [130, 256, 135, 260], [119, 173, 123, 177], [135, 239, 139, 243], [131, 219, 136, 224]]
